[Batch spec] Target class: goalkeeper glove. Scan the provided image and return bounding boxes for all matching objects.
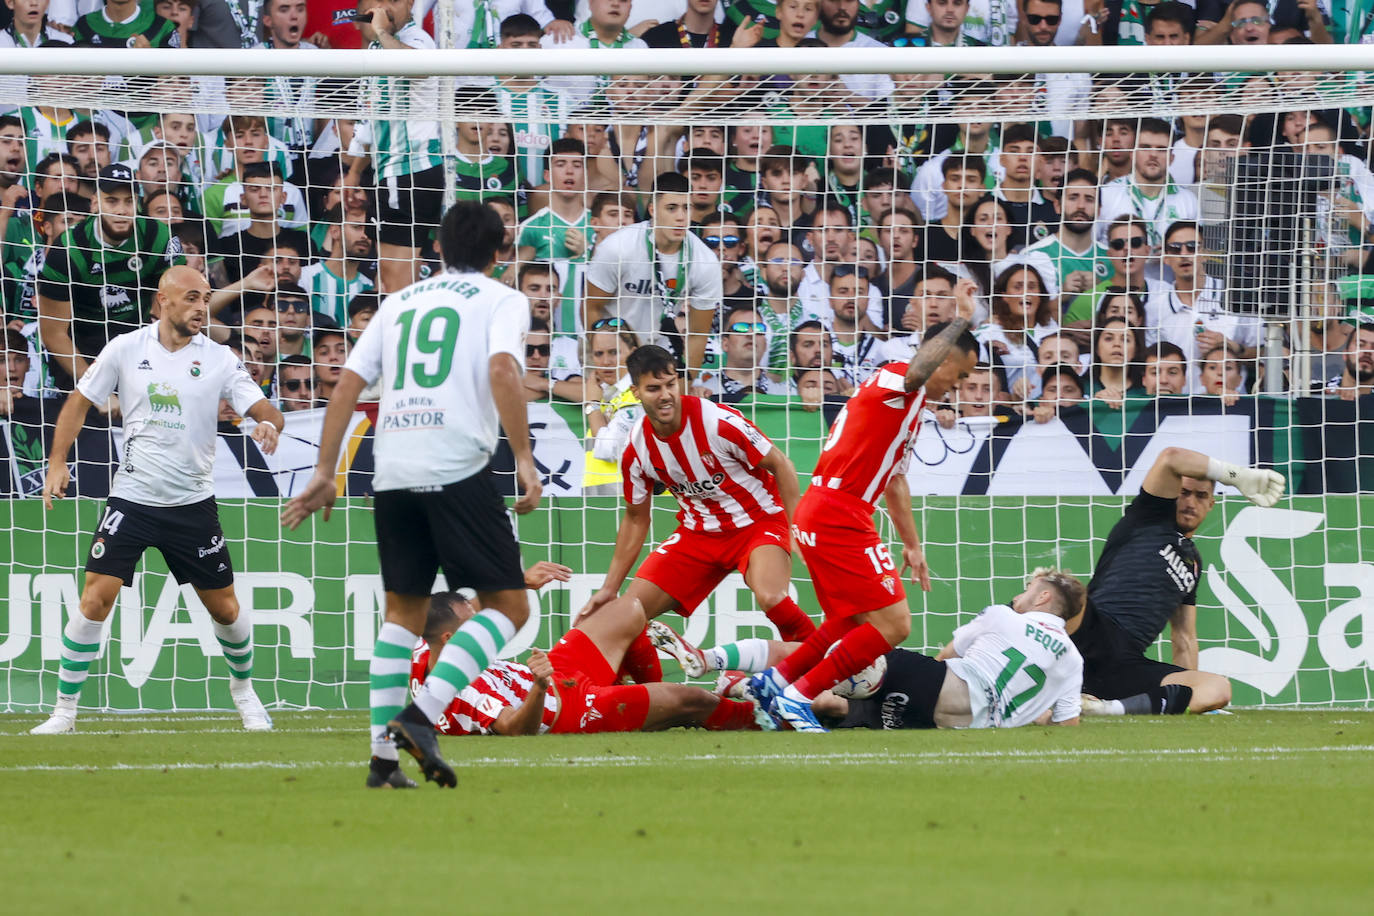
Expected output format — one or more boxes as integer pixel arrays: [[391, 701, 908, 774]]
[[1207, 458, 1286, 508]]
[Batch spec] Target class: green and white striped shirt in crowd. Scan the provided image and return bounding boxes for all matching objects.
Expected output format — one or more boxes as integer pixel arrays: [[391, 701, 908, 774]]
[[299, 261, 375, 328], [201, 127, 294, 185], [494, 85, 572, 188], [363, 20, 443, 181], [1332, 0, 1374, 43]]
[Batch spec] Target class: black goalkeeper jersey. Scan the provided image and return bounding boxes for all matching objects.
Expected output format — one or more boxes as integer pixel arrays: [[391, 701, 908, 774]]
[[1085, 490, 1202, 654], [835, 649, 948, 731], [38, 216, 184, 361]]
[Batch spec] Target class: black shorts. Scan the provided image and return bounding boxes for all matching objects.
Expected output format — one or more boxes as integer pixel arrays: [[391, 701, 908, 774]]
[[373, 469, 526, 597], [1071, 603, 1184, 700], [376, 165, 445, 248], [834, 650, 946, 730], [85, 496, 234, 590]]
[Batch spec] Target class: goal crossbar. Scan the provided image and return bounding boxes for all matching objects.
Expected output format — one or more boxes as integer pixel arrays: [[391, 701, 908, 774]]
[[1, 44, 1372, 78]]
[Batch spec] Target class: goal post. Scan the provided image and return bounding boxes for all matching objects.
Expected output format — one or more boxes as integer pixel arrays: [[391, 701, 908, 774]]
[[0, 46, 1372, 714]]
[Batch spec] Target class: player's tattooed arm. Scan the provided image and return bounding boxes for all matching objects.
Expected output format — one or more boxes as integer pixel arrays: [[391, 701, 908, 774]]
[[903, 278, 978, 393]]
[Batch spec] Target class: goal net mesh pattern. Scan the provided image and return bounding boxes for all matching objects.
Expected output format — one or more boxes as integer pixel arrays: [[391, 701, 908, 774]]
[[0, 47, 1370, 714]]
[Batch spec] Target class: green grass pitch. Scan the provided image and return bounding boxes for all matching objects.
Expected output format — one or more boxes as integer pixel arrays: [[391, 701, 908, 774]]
[[3, 711, 1372, 915]]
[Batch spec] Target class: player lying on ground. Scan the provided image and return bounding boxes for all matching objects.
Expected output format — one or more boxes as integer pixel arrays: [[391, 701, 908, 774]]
[[654, 568, 1085, 730], [283, 201, 543, 789], [410, 589, 761, 742], [1068, 446, 1285, 716], [747, 279, 981, 732], [817, 570, 1086, 729], [32, 266, 284, 735], [581, 344, 816, 685]]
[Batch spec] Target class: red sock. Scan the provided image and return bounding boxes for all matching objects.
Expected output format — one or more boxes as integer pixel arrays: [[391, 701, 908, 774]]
[[764, 596, 816, 642], [702, 697, 759, 731], [775, 616, 858, 684], [616, 628, 663, 684], [791, 623, 893, 700]]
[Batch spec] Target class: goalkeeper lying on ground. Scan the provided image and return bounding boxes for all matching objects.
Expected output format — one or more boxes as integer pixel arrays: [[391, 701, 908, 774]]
[[1066, 448, 1285, 717]]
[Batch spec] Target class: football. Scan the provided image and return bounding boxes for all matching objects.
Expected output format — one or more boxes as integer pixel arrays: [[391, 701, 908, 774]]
[[826, 643, 888, 700]]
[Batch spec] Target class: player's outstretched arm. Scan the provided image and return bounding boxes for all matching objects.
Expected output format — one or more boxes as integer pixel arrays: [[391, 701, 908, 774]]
[[903, 278, 977, 393], [525, 561, 574, 590], [491, 352, 542, 514], [42, 390, 94, 509], [884, 475, 931, 592], [245, 399, 285, 456], [491, 650, 554, 736], [757, 447, 801, 522], [1141, 446, 1285, 507], [281, 368, 367, 529], [583, 498, 652, 616]]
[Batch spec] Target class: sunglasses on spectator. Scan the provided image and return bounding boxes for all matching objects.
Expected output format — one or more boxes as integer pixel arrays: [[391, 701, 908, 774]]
[[1026, 13, 1060, 24], [702, 234, 741, 248], [591, 317, 626, 330], [727, 321, 767, 334], [1108, 235, 1149, 250], [767, 257, 803, 265], [276, 299, 310, 313], [1165, 240, 1199, 254], [281, 378, 311, 391], [1231, 15, 1269, 28], [526, 343, 551, 356]]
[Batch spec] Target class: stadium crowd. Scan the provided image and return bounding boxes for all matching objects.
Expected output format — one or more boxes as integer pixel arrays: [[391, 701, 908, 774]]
[[2, 0, 1374, 489]]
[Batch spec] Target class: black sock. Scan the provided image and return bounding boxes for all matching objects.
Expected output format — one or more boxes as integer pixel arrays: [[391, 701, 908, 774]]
[[370, 756, 398, 774], [1119, 684, 1193, 715]]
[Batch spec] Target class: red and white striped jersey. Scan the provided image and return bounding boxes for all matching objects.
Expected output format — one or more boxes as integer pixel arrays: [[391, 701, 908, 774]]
[[620, 395, 783, 532], [410, 645, 557, 736], [811, 363, 926, 507]]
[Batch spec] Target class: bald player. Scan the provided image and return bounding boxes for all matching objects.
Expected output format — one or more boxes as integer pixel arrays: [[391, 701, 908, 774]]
[[30, 267, 286, 735]]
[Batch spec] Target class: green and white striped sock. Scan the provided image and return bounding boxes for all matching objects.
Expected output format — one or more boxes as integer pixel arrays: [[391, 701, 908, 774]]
[[57, 613, 105, 702], [213, 614, 254, 683], [703, 639, 772, 674], [371, 622, 417, 761], [413, 609, 515, 723]]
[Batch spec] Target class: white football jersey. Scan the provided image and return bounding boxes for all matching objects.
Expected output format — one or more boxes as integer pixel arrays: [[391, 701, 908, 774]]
[[78, 325, 266, 507], [945, 604, 1083, 728], [584, 222, 722, 346], [344, 268, 530, 492]]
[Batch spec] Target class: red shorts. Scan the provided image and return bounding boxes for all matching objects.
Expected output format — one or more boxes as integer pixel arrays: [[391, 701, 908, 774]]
[[547, 629, 650, 734], [634, 512, 790, 615], [793, 486, 906, 619]]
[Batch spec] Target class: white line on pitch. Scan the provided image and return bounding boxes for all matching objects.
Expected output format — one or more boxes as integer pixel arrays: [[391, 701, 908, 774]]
[[1, 744, 1370, 773]]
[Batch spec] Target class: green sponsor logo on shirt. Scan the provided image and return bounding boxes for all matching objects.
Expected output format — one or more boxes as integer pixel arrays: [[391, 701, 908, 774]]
[[148, 382, 182, 415]]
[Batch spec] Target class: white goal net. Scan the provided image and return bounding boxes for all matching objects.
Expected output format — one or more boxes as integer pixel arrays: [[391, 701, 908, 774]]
[[1, 31, 1372, 713]]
